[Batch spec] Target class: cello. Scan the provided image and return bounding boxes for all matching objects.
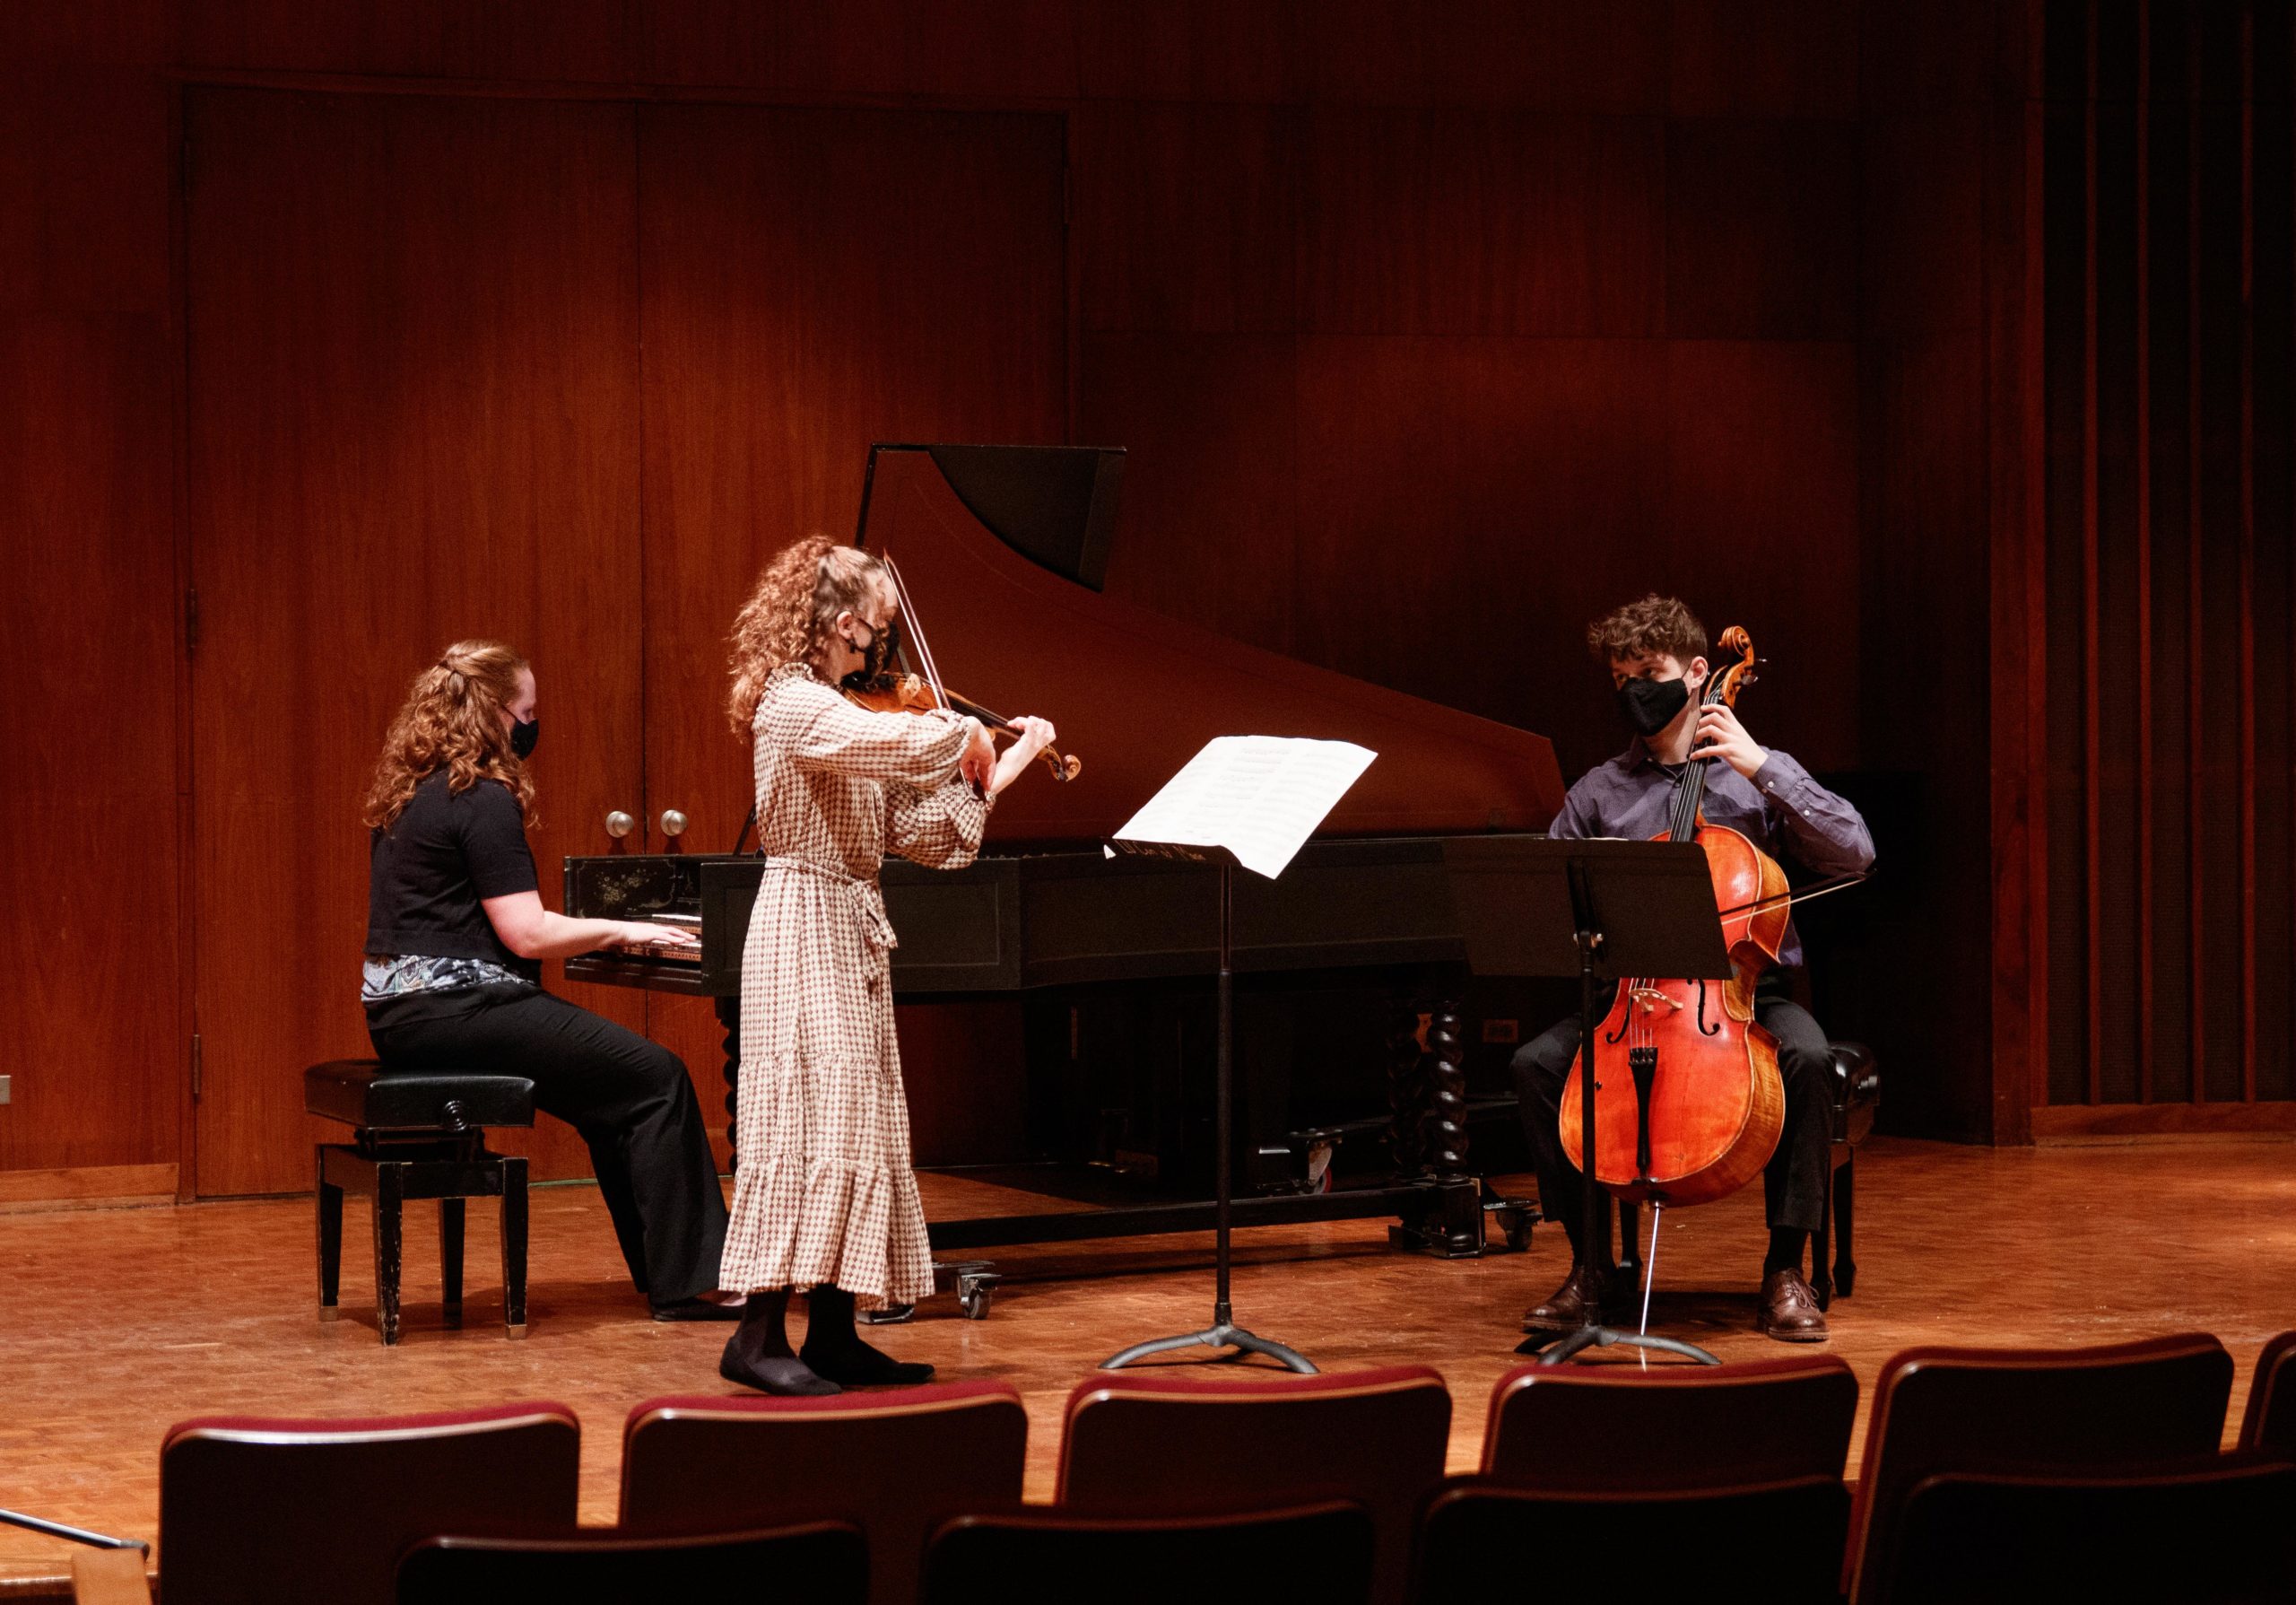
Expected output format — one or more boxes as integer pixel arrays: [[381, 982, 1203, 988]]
[[1557, 625, 1790, 1208]]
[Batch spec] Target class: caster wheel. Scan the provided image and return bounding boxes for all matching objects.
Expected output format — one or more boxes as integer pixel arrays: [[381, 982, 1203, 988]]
[[958, 1273, 1000, 1321]]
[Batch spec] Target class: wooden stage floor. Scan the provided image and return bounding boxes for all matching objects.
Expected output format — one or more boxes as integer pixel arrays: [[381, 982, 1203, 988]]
[[3, 1135, 2292, 1591]]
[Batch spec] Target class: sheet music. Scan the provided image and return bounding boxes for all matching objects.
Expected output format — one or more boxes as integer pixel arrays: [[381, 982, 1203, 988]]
[[1108, 736, 1377, 879]]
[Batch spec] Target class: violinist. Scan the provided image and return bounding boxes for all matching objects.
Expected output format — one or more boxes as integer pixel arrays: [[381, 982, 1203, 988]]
[[715, 536, 1056, 1395], [1512, 596, 1874, 1342]]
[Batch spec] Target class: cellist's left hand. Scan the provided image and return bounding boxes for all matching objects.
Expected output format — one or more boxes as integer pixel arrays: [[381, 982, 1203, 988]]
[[1691, 704, 1770, 779]]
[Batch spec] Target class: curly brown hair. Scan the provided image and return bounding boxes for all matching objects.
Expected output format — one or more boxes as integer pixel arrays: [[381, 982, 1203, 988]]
[[1587, 594, 1707, 667], [362, 640, 535, 831], [726, 536, 889, 737]]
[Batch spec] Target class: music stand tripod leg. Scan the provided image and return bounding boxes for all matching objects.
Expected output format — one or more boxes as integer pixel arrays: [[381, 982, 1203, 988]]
[[1533, 874, 1718, 1368], [1102, 862, 1316, 1374]]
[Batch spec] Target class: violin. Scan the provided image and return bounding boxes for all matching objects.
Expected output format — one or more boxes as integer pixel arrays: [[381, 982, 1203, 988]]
[[839, 554, 1081, 784], [843, 669, 1082, 782], [1557, 625, 1788, 1208]]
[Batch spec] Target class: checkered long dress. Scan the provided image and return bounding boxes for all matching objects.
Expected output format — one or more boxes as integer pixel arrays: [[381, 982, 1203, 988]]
[[718, 664, 989, 1308]]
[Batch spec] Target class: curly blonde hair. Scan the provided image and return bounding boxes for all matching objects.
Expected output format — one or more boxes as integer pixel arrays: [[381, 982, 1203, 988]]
[[362, 639, 535, 831], [726, 536, 889, 737]]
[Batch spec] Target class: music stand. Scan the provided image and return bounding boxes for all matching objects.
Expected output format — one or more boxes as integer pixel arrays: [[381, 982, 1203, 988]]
[[1098, 849, 1315, 1374], [1439, 836, 1733, 1365]]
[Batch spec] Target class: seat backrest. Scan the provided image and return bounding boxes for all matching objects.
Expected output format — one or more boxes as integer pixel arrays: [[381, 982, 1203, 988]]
[[921, 1500, 1375, 1605], [1874, 1458, 2296, 1605], [396, 1522, 867, 1604], [1847, 1333, 2235, 1605], [1415, 1476, 1849, 1605], [2237, 1329, 2296, 1456], [160, 1402, 579, 1605], [619, 1381, 1026, 1605], [1481, 1355, 1857, 1489], [1056, 1366, 1448, 1605]]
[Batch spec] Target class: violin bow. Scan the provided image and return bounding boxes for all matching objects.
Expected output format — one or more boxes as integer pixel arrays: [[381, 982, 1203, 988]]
[[880, 554, 950, 712]]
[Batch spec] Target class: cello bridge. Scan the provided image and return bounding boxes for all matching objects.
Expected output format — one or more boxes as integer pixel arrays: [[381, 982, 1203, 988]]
[[1628, 985, 1682, 1016]]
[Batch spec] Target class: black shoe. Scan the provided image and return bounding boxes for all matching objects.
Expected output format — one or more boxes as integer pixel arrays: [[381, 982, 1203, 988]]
[[800, 1340, 936, 1387], [718, 1340, 841, 1396], [651, 1295, 745, 1322]]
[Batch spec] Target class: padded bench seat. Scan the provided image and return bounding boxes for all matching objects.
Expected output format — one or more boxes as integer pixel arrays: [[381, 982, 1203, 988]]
[[305, 1060, 537, 1346]]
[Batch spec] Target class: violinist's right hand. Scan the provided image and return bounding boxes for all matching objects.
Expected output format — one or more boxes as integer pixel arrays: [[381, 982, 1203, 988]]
[[958, 719, 996, 791]]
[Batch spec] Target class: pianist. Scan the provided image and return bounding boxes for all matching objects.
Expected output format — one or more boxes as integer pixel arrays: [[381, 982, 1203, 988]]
[[361, 639, 737, 1322], [715, 538, 1056, 1395]]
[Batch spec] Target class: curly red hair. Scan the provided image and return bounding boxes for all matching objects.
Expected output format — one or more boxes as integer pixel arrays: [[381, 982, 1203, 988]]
[[362, 640, 535, 830], [726, 536, 889, 737]]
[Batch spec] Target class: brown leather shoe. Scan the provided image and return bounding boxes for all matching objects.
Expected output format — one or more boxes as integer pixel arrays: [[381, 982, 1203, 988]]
[[1522, 1262, 1610, 1333], [1758, 1268, 1829, 1342]]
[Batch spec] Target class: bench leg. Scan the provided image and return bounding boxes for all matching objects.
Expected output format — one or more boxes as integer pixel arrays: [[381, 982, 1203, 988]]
[[316, 1146, 343, 1322], [1812, 1151, 1837, 1311], [1833, 1153, 1857, 1297], [439, 1197, 465, 1329], [373, 1162, 404, 1346], [500, 1156, 528, 1337]]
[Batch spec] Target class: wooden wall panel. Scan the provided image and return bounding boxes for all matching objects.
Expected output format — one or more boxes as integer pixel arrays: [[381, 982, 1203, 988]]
[[0, 317, 180, 1172], [1661, 340, 1862, 772], [1665, 118, 1859, 339], [1074, 101, 1298, 335], [634, 0, 1078, 99], [1081, 333, 1300, 650], [1300, 109, 1665, 336], [183, 90, 646, 1195], [1297, 0, 1665, 114], [1074, 0, 1294, 104], [1668, 0, 1858, 119], [1292, 336, 1668, 772], [180, 0, 631, 82], [635, 103, 1067, 1149], [0, 74, 169, 315]]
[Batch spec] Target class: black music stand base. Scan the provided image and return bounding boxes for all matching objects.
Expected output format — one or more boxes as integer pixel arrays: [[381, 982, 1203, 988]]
[[1103, 1306, 1315, 1373], [1522, 909, 1718, 1368], [1101, 862, 1316, 1375]]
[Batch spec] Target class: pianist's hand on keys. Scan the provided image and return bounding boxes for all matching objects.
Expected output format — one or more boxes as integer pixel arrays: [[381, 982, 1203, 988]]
[[601, 921, 700, 954]]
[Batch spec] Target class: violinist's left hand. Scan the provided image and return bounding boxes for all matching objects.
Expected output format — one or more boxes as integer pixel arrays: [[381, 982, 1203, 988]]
[[1691, 704, 1770, 780]]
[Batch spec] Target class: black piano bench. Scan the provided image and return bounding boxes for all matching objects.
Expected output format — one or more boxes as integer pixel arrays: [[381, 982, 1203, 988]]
[[1812, 1041, 1880, 1311], [306, 1060, 536, 1347]]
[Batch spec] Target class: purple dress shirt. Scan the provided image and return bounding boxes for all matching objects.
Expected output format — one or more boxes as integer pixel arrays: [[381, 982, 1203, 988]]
[[1546, 742, 1875, 971]]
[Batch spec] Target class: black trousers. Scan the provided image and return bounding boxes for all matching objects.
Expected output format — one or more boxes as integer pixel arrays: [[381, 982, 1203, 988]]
[[1509, 974, 1834, 1258], [367, 983, 730, 1305]]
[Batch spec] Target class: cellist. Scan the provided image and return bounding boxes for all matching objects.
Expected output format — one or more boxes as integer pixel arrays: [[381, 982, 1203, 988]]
[[1511, 595, 1874, 1342]]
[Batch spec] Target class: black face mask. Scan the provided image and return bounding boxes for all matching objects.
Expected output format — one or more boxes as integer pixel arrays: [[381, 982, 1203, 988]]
[[1617, 676, 1692, 738], [842, 616, 902, 687], [510, 716, 539, 760]]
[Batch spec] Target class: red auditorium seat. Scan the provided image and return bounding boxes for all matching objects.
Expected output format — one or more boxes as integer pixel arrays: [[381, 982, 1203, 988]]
[[1845, 1333, 2236, 1605], [1871, 1458, 2296, 1605], [922, 1501, 1375, 1605], [1055, 1365, 1448, 1605], [396, 1523, 866, 1603], [2237, 1329, 2296, 1457], [159, 1401, 579, 1605], [618, 1380, 1027, 1605], [1414, 1476, 1850, 1604], [1480, 1353, 1857, 1488]]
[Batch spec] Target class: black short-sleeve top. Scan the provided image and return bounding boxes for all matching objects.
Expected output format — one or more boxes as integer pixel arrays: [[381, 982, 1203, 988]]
[[366, 770, 541, 982]]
